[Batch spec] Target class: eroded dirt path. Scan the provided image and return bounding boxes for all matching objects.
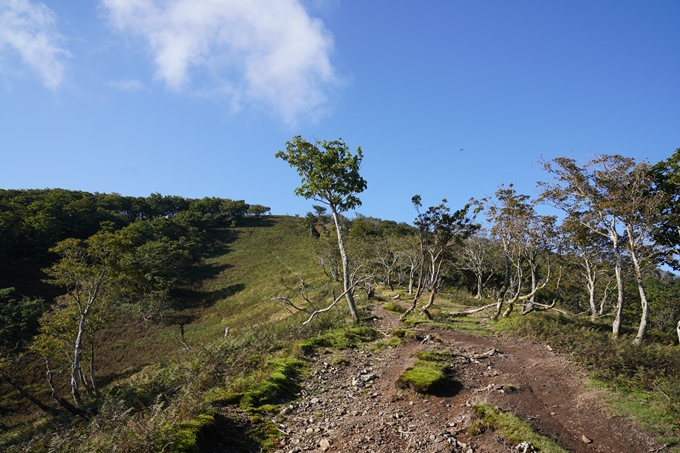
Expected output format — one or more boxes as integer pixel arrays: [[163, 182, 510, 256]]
[[271, 306, 661, 453]]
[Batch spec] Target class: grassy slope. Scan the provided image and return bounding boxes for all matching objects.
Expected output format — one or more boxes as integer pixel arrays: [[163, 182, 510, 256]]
[[100, 215, 334, 382], [185, 216, 330, 343], [3, 216, 678, 451], [0, 216, 335, 436]]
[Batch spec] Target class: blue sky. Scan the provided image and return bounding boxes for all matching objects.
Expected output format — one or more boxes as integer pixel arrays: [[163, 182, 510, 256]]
[[1, 0, 679, 224]]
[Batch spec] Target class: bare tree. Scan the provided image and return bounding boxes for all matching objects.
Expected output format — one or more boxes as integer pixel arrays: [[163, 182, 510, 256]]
[[458, 229, 498, 299]]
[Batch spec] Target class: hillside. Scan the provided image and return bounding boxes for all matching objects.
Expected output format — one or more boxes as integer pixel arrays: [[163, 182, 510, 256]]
[[1, 215, 679, 452]]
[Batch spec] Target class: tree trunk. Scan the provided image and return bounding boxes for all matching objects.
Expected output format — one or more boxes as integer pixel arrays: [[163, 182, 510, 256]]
[[71, 313, 87, 405], [476, 273, 483, 299], [583, 259, 597, 320], [2, 373, 62, 417], [331, 210, 359, 322], [627, 229, 649, 346], [611, 234, 625, 339], [492, 253, 510, 320], [89, 344, 98, 394]]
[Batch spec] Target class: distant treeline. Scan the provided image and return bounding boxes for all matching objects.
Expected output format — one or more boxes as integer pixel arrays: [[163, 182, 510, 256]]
[[0, 189, 271, 263]]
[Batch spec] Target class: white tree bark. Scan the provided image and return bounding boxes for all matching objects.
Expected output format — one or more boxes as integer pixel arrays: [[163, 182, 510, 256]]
[[331, 210, 359, 321]]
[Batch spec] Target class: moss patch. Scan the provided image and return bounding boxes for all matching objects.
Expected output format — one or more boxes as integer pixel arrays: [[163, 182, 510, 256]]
[[205, 358, 304, 412], [396, 361, 448, 394], [295, 326, 380, 354], [470, 404, 568, 453]]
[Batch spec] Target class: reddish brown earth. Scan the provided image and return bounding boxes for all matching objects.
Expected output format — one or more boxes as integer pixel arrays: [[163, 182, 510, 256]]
[[270, 305, 663, 453]]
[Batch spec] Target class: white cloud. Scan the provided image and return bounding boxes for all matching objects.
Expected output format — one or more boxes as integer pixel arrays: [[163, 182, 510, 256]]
[[101, 0, 339, 124], [0, 0, 70, 89]]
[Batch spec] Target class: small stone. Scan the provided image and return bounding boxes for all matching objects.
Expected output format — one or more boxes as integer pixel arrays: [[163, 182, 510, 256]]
[[582, 435, 593, 444], [430, 434, 436, 441], [319, 438, 331, 450], [305, 428, 313, 434], [310, 397, 320, 404], [457, 441, 467, 448]]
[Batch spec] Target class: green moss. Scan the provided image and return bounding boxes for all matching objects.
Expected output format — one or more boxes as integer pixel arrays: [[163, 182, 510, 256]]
[[368, 335, 403, 352], [329, 357, 348, 368], [296, 326, 380, 354], [390, 329, 418, 339], [396, 359, 449, 394], [416, 350, 450, 362], [382, 302, 406, 313], [470, 404, 569, 453], [245, 415, 283, 450], [240, 359, 303, 411], [170, 412, 218, 453]]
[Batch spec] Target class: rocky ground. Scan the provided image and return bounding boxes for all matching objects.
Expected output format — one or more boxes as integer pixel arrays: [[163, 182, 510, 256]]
[[268, 305, 664, 453]]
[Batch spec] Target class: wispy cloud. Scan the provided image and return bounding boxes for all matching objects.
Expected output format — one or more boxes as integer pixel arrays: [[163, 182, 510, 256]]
[[109, 78, 146, 92], [0, 0, 70, 88], [101, 0, 340, 124]]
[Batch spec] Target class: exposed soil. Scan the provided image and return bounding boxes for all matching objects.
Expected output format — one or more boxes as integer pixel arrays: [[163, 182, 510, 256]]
[[270, 305, 663, 453]]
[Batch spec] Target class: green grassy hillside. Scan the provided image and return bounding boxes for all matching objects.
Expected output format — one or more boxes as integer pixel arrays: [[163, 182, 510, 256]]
[[0, 215, 351, 449]]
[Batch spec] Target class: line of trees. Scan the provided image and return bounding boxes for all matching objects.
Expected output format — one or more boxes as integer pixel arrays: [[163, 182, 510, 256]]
[[278, 138, 680, 346]]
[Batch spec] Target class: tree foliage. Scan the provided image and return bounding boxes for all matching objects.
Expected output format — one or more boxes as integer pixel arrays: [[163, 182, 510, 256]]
[[276, 136, 367, 321]]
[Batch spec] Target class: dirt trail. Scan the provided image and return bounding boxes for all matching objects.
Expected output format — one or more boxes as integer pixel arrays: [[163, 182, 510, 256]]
[[271, 306, 661, 453]]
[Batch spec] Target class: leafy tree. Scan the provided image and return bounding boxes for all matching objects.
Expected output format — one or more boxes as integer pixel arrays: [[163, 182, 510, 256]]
[[485, 185, 557, 318], [458, 229, 499, 299], [247, 204, 271, 217], [34, 232, 129, 405], [539, 156, 629, 337], [650, 147, 680, 268], [0, 287, 44, 349], [402, 196, 479, 319], [118, 238, 192, 321], [540, 155, 672, 343], [276, 136, 367, 321]]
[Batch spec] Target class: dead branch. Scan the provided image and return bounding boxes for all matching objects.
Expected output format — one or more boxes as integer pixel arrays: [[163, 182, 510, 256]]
[[451, 347, 497, 363], [2, 372, 62, 417], [175, 324, 191, 351], [302, 279, 368, 325], [446, 302, 497, 317]]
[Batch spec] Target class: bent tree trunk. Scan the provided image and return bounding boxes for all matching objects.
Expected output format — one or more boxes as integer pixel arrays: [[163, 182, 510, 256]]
[[492, 253, 511, 320], [627, 228, 649, 346], [610, 230, 625, 339], [332, 210, 359, 322]]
